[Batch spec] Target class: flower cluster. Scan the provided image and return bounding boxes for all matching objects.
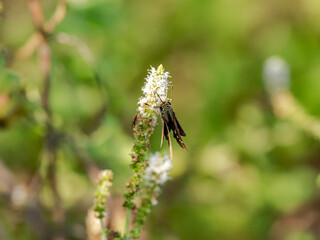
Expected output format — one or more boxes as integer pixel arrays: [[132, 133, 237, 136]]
[[144, 152, 172, 206], [144, 152, 172, 188]]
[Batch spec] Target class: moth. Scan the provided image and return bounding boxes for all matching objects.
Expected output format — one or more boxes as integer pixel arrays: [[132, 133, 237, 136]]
[[156, 93, 188, 160], [132, 93, 188, 160]]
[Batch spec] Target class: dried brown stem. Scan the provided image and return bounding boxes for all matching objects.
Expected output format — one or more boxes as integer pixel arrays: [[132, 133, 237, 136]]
[[24, 0, 68, 239], [38, 41, 51, 116], [27, 0, 45, 30], [16, 0, 68, 60], [14, 33, 42, 60], [45, 0, 67, 33]]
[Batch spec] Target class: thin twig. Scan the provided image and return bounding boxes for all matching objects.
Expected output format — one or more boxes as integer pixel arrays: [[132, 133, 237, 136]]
[[27, 0, 45, 30], [14, 33, 42, 60], [56, 32, 95, 66], [44, 0, 67, 33], [16, 0, 68, 61]]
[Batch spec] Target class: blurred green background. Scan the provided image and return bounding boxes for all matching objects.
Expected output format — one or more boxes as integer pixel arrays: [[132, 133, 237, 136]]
[[1, 0, 320, 239]]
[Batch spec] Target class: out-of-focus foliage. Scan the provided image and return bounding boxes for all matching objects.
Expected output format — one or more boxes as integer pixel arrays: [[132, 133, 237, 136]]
[[0, 0, 320, 239]]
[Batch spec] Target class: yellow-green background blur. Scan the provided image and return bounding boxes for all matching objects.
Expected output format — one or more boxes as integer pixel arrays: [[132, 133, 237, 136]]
[[1, 0, 320, 239]]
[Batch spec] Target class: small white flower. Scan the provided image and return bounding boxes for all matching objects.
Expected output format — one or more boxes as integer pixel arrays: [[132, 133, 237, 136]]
[[151, 198, 158, 206], [144, 152, 172, 186], [138, 65, 171, 118], [263, 56, 290, 93], [11, 185, 28, 207]]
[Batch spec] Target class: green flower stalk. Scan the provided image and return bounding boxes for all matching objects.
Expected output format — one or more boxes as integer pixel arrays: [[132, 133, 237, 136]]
[[122, 65, 171, 239], [131, 152, 172, 238], [94, 170, 114, 218], [123, 65, 171, 210], [93, 169, 114, 239]]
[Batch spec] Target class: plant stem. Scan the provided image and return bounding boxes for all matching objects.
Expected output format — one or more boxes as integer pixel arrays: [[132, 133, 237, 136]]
[[100, 218, 107, 240], [124, 208, 131, 239]]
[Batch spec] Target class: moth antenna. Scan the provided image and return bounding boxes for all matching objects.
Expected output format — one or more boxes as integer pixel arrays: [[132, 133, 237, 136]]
[[154, 91, 165, 103], [170, 84, 174, 97]]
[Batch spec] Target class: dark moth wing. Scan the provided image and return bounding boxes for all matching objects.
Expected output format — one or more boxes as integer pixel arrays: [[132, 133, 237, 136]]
[[163, 120, 173, 160], [168, 112, 188, 151], [159, 100, 188, 156], [173, 112, 186, 137], [163, 120, 169, 141]]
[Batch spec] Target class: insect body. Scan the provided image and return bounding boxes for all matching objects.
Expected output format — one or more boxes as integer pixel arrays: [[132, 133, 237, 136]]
[[158, 97, 188, 159]]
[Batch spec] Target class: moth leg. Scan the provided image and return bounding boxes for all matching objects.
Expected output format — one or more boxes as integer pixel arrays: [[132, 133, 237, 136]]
[[165, 123, 173, 160], [144, 103, 160, 111], [160, 117, 164, 147]]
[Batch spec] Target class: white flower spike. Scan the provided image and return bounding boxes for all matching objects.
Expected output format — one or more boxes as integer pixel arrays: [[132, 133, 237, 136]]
[[137, 65, 171, 118]]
